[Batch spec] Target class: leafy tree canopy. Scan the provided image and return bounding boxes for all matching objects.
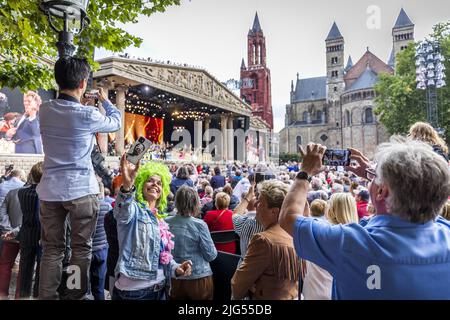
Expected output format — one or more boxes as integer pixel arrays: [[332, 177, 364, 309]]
[[0, 0, 180, 91], [374, 22, 450, 144]]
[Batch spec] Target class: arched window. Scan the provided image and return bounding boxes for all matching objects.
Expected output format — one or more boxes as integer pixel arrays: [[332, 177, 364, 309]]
[[258, 45, 262, 64], [345, 110, 351, 126], [317, 110, 323, 122], [365, 107, 374, 123], [253, 44, 256, 65], [302, 111, 308, 122], [296, 136, 302, 151]]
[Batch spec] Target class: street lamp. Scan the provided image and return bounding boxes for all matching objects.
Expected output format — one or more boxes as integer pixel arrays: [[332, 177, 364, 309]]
[[39, 0, 90, 57], [415, 38, 446, 132]]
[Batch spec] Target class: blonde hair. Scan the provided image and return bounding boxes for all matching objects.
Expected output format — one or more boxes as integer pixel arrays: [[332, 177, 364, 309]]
[[215, 192, 230, 210], [204, 186, 213, 197], [24, 91, 42, 107], [408, 122, 448, 153], [257, 180, 289, 209], [326, 193, 359, 225], [310, 199, 327, 217], [441, 200, 450, 221]]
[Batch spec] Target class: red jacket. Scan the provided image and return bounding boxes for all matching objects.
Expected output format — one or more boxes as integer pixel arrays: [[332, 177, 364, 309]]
[[357, 201, 369, 219]]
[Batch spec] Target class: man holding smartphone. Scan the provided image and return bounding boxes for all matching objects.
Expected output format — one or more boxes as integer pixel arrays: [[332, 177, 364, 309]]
[[37, 57, 121, 300]]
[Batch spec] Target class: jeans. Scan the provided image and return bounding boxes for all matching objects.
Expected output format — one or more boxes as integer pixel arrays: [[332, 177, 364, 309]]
[[112, 285, 166, 300], [39, 194, 99, 300], [0, 242, 20, 298], [89, 247, 108, 300]]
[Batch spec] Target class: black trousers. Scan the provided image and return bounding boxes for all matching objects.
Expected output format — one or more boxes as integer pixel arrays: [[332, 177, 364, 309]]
[[18, 245, 41, 298]]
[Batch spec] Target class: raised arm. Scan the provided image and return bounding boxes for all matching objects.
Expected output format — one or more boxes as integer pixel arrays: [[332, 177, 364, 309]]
[[113, 154, 140, 225], [279, 143, 326, 236]]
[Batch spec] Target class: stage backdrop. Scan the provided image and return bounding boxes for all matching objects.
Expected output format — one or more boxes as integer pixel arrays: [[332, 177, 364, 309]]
[[124, 112, 163, 144]]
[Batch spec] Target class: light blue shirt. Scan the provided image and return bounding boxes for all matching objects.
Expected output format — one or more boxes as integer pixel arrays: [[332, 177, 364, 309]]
[[293, 214, 450, 299], [37, 98, 121, 201]]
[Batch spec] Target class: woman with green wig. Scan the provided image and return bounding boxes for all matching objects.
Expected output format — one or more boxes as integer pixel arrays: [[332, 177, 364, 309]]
[[112, 155, 193, 300]]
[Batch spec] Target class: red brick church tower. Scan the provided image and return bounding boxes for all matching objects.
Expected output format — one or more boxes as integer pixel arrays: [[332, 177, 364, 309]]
[[240, 12, 273, 130]]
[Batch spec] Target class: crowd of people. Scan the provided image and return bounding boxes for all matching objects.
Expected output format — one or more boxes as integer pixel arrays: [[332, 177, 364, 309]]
[[0, 56, 449, 300]]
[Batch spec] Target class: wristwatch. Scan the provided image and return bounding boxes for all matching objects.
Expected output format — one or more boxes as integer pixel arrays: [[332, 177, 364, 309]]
[[296, 171, 312, 182], [120, 185, 136, 193]]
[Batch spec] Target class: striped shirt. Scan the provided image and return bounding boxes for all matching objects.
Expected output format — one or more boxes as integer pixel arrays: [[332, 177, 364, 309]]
[[232, 211, 264, 259], [17, 184, 40, 246]]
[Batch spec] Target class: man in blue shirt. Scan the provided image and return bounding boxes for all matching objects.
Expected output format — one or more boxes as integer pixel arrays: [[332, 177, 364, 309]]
[[37, 57, 121, 300], [279, 140, 450, 299]]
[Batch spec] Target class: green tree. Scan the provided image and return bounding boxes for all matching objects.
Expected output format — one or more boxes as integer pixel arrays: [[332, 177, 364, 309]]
[[0, 0, 180, 91], [374, 22, 450, 143]]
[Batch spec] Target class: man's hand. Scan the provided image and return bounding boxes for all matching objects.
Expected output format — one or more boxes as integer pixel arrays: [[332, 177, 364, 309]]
[[98, 87, 109, 103], [120, 154, 140, 191], [299, 143, 326, 176], [175, 260, 193, 277], [1, 231, 15, 241], [345, 148, 370, 178]]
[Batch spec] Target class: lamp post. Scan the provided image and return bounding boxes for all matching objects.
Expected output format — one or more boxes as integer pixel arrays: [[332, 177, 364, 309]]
[[415, 38, 446, 133], [39, 0, 90, 57]]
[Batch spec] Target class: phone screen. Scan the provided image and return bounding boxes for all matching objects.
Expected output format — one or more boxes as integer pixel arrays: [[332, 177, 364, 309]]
[[126, 137, 152, 165], [322, 149, 351, 167]]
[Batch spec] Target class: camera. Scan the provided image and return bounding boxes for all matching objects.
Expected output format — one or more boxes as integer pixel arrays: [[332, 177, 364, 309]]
[[322, 149, 351, 167]]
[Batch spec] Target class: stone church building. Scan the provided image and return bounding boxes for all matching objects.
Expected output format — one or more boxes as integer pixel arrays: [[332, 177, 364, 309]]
[[279, 9, 415, 159]]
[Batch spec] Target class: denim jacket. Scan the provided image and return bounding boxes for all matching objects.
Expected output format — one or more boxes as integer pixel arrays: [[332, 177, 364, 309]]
[[165, 215, 217, 280], [113, 190, 180, 281]]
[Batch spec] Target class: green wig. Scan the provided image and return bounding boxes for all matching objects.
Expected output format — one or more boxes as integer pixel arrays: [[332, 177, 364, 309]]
[[134, 161, 171, 213]]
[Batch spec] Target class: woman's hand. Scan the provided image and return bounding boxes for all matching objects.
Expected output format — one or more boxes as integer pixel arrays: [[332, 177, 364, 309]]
[[175, 260, 193, 277], [120, 154, 140, 191]]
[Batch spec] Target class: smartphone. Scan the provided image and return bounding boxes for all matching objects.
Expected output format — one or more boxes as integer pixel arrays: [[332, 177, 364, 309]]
[[126, 136, 152, 165], [322, 149, 351, 167], [84, 89, 99, 100]]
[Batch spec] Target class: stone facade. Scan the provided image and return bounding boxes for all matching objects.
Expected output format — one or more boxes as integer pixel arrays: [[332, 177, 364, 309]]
[[279, 9, 415, 159]]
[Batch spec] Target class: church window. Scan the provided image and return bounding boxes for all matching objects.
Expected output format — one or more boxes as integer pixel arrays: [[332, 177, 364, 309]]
[[302, 111, 308, 122], [296, 136, 302, 151], [334, 86, 337, 92], [253, 44, 256, 65], [317, 110, 323, 122], [365, 108, 374, 123], [331, 57, 338, 64], [258, 45, 262, 64], [345, 110, 351, 126], [320, 134, 328, 142], [254, 77, 258, 89], [253, 92, 257, 103]]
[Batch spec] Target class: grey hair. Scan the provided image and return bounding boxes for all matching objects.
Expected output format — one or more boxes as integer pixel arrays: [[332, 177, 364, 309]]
[[374, 139, 450, 223], [175, 185, 200, 217]]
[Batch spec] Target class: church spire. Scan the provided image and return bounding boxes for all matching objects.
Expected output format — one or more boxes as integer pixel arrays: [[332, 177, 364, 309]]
[[252, 12, 262, 33], [393, 8, 414, 29], [326, 22, 343, 41], [241, 58, 246, 70]]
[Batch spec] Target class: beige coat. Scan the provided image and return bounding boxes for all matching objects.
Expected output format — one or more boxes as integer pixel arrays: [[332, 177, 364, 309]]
[[231, 224, 299, 300]]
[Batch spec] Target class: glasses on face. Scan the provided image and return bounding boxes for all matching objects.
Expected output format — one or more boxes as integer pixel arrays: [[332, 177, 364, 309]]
[[365, 168, 377, 181]]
